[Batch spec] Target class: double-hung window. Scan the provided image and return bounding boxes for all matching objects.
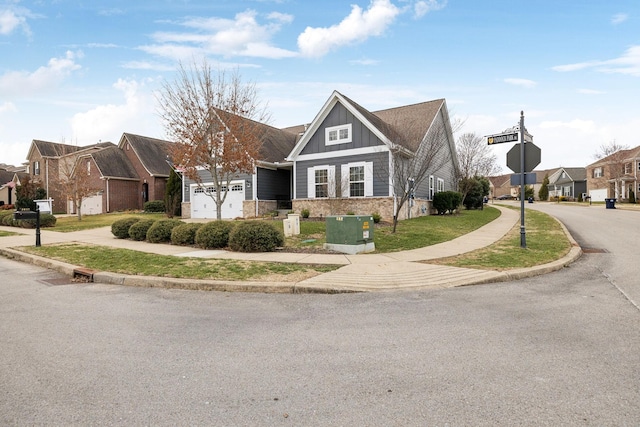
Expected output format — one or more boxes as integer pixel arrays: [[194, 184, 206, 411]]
[[437, 178, 444, 193], [340, 161, 373, 197], [307, 166, 335, 198]]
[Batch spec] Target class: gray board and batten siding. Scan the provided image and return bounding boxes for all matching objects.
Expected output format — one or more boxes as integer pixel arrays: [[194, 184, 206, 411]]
[[299, 102, 387, 156], [296, 152, 390, 199]]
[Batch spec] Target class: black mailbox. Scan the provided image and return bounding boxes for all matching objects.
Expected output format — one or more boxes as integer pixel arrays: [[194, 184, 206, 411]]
[[14, 210, 38, 220]]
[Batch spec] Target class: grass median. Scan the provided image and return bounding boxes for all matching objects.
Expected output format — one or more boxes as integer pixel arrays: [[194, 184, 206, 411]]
[[429, 207, 572, 270]]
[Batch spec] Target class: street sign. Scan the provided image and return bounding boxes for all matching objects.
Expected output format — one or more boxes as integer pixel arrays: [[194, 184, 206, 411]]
[[510, 173, 537, 186], [506, 142, 541, 173], [487, 133, 518, 145]]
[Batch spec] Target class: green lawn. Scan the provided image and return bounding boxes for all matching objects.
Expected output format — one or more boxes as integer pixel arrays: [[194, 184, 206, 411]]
[[433, 207, 572, 269], [53, 212, 166, 232], [14, 206, 573, 280]]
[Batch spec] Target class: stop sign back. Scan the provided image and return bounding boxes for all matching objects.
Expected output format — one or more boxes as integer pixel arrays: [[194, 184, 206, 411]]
[[507, 142, 541, 173]]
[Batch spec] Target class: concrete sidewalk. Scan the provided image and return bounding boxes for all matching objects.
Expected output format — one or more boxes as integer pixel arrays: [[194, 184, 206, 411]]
[[0, 205, 582, 293]]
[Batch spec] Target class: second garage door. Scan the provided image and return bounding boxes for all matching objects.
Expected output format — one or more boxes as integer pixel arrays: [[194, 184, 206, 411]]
[[191, 182, 244, 219]]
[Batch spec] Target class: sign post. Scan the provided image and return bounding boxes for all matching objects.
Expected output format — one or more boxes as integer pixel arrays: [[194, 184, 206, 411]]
[[486, 111, 540, 249]]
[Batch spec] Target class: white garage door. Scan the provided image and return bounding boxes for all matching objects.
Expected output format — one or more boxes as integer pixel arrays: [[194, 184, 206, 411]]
[[191, 182, 244, 219], [590, 188, 607, 202], [68, 194, 103, 215]]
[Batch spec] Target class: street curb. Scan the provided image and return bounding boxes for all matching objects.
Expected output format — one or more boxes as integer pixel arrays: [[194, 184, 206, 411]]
[[0, 212, 582, 294]]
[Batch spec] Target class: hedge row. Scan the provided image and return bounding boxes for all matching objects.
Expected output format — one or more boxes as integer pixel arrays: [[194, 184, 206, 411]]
[[110, 217, 284, 252], [0, 210, 57, 228]]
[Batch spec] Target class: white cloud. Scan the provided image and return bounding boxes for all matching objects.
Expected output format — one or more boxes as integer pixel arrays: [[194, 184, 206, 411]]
[[413, 0, 447, 18], [552, 45, 640, 76], [297, 0, 400, 58], [349, 58, 380, 65], [611, 13, 628, 25], [0, 6, 30, 36], [539, 118, 596, 133], [70, 79, 157, 143], [0, 51, 82, 96], [142, 9, 296, 60], [504, 78, 536, 88]]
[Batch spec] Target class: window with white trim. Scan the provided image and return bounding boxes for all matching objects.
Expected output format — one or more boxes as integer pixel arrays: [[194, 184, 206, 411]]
[[593, 167, 603, 178], [624, 163, 631, 174], [340, 161, 373, 197], [437, 178, 444, 193], [307, 165, 335, 198], [325, 124, 352, 146], [429, 176, 435, 200], [33, 161, 40, 176]]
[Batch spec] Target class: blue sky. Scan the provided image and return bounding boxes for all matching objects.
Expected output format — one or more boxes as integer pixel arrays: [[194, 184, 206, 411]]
[[1, 0, 639, 172]]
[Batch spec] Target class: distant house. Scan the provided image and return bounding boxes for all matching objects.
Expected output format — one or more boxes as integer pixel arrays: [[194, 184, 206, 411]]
[[586, 145, 640, 202], [0, 168, 18, 206], [546, 167, 587, 200], [25, 140, 115, 213], [489, 174, 511, 199], [286, 91, 459, 220]]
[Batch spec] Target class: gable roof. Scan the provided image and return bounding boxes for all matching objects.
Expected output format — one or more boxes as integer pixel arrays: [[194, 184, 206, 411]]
[[29, 140, 83, 159], [287, 91, 448, 159], [587, 145, 640, 168], [212, 109, 298, 165], [119, 133, 172, 177], [78, 146, 139, 180]]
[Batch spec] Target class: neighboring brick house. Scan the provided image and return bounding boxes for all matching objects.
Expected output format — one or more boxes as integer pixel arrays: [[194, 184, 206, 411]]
[[586, 145, 640, 202], [25, 140, 115, 213], [118, 133, 172, 208], [25, 134, 173, 215], [488, 174, 511, 199]]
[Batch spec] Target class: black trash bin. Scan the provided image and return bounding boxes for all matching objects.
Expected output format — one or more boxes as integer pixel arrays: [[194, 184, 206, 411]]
[[528, 197, 534, 204], [605, 198, 616, 209]]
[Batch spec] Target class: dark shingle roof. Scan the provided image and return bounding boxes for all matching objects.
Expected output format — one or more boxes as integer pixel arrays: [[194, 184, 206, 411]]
[[344, 94, 445, 152], [33, 140, 83, 157], [0, 169, 14, 185], [121, 133, 172, 177], [89, 146, 139, 179]]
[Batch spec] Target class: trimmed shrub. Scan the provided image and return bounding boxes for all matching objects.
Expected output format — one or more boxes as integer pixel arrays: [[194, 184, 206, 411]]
[[433, 191, 462, 214], [22, 213, 56, 228], [195, 221, 235, 249], [111, 217, 141, 239], [144, 200, 165, 213], [171, 222, 203, 246], [301, 209, 310, 219], [146, 218, 183, 243], [129, 219, 156, 241], [228, 221, 284, 253], [372, 212, 381, 224]]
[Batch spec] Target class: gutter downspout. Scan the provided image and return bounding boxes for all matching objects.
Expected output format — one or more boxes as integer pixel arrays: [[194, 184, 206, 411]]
[[106, 178, 110, 213]]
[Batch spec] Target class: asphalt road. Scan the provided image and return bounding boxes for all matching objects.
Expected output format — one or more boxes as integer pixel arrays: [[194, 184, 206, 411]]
[[1, 203, 639, 426]]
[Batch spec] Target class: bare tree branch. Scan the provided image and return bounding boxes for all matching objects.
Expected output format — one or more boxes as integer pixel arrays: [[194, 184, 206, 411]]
[[157, 60, 271, 220]]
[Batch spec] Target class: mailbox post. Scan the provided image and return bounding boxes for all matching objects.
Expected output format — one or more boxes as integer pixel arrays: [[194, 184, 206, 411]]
[[13, 206, 41, 247]]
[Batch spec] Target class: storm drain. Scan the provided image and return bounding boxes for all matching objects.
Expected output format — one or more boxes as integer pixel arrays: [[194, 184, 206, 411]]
[[582, 247, 608, 254], [40, 278, 75, 286]]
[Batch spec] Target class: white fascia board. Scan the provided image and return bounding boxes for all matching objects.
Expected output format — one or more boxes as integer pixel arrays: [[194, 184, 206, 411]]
[[286, 90, 396, 161], [295, 145, 389, 162]]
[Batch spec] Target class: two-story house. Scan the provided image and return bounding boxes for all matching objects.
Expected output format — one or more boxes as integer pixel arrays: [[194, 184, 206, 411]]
[[587, 145, 640, 202]]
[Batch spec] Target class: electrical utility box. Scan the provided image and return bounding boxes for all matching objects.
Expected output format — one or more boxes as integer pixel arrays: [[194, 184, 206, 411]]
[[324, 215, 375, 255]]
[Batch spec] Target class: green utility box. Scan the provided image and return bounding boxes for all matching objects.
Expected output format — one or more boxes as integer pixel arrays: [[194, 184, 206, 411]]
[[324, 215, 375, 254]]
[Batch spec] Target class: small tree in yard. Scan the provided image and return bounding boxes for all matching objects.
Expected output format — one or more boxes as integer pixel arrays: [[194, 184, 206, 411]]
[[538, 173, 549, 201], [378, 108, 457, 233], [60, 155, 102, 220], [165, 168, 182, 218], [158, 60, 270, 220], [16, 175, 46, 211]]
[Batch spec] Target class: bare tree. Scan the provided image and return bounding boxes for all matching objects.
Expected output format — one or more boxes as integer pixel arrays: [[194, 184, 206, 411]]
[[381, 113, 454, 233], [593, 139, 629, 160], [58, 151, 102, 221], [157, 60, 270, 220], [456, 132, 501, 178], [455, 132, 501, 203]]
